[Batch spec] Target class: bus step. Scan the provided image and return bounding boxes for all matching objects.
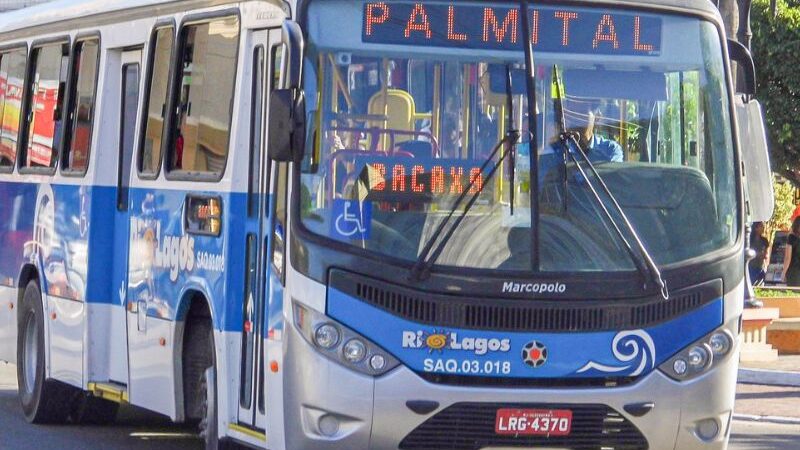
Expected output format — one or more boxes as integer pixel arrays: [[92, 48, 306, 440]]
[[228, 423, 266, 441], [87, 381, 129, 404]]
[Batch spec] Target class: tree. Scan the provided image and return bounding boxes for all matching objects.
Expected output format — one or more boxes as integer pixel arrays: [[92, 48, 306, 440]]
[[751, 0, 800, 185], [767, 176, 795, 237]]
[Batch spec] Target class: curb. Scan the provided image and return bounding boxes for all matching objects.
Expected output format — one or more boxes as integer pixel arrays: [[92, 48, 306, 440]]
[[738, 368, 800, 387], [733, 413, 800, 425]]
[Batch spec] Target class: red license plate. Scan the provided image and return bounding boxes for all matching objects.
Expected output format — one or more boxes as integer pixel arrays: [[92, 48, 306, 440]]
[[495, 408, 573, 436]]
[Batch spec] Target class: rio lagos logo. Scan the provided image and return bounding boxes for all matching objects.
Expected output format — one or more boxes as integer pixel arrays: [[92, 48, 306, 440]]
[[402, 330, 511, 355]]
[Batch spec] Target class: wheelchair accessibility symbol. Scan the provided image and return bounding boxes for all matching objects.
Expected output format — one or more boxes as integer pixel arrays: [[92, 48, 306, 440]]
[[331, 199, 371, 240]]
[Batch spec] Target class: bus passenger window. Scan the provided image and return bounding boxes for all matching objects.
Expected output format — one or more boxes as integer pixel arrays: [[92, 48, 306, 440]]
[[139, 26, 173, 176], [63, 39, 99, 175], [0, 48, 25, 170], [248, 46, 265, 218], [22, 42, 68, 171], [168, 17, 239, 176], [270, 44, 284, 91]]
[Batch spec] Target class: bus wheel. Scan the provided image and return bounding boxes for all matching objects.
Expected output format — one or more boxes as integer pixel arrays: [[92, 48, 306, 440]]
[[199, 366, 219, 449], [198, 350, 237, 449], [16, 280, 76, 424]]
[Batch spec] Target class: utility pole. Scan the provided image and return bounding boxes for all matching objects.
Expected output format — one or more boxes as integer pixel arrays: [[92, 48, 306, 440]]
[[738, 0, 754, 49], [718, 0, 740, 42]]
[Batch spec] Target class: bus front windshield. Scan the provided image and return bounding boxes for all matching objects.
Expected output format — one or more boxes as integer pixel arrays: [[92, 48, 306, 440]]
[[300, 1, 737, 273]]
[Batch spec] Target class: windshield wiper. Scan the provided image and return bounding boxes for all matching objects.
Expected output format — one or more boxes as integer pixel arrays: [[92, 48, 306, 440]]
[[551, 65, 669, 300], [507, 66, 516, 216], [409, 66, 519, 281]]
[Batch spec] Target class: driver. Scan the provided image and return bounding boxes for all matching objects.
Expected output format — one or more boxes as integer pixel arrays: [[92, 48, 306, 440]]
[[538, 107, 623, 185]]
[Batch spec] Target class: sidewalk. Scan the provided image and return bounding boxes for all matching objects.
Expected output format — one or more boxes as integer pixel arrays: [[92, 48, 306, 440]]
[[740, 355, 800, 373], [739, 355, 800, 387], [736, 354, 800, 424]]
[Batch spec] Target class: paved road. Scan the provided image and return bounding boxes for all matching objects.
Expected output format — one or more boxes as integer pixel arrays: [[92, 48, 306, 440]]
[[1, 362, 798, 449], [730, 421, 800, 450], [0, 363, 200, 449]]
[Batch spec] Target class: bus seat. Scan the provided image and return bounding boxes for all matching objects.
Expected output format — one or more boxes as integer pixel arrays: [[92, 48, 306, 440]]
[[540, 162, 719, 264], [368, 89, 416, 148]]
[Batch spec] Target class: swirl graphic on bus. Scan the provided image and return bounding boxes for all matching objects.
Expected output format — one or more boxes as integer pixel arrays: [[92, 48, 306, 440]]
[[575, 330, 656, 376], [425, 333, 448, 351]]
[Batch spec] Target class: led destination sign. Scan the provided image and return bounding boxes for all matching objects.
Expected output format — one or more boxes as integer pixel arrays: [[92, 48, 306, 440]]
[[362, 2, 662, 56], [353, 157, 486, 202]]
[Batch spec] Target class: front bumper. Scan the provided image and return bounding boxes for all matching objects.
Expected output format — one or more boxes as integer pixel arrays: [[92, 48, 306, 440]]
[[282, 324, 738, 450]]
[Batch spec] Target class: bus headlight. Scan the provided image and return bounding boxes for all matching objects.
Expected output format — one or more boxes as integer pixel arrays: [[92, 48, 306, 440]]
[[659, 327, 735, 381], [314, 324, 340, 349], [709, 331, 733, 356], [343, 339, 367, 363], [293, 301, 400, 376], [687, 345, 710, 369]]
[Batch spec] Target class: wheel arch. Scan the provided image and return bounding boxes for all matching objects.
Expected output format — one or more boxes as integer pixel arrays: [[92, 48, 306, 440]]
[[16, 264, 40, 318], [16, 264, 49, 376]]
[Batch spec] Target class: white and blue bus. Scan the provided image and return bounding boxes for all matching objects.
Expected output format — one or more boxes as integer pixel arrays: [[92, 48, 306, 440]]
[[0, 0, 774, 448]]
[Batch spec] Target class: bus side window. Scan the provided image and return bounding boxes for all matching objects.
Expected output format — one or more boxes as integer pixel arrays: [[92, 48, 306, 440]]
[[21, 41, 69, 172], [270, 44, 288, 284], [0, 52, 10, 171], [248, 46, 266, 217], [118, 64, 140, 211], [271, 162, 288, 284], [0, 48, 26, 171], [139, 26, 174, 177], [271, 44, 284, 90], [62, 38, 100, 175], [167, 16, 239, 177]]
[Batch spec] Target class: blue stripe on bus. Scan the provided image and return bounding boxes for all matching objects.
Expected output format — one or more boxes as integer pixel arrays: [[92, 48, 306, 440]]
[[328, 286, 724, 379], [0, 180, 268, 333]]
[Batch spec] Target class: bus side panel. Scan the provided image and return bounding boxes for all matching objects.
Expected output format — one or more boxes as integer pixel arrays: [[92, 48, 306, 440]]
[[83, 185, 124, 384], [0, 285, 18, 363], [41, 183, 96, 388], [0, 181, 35, 284], [217, 191, 247, 433], [0, 180, 94, 383], [126, 186, 240, 418], [0, 180, 36, 363]]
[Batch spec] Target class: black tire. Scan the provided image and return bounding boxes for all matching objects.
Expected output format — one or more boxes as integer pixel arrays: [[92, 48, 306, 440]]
[[16, 280, 77, 424], [185, 319, 213, 422], [72, 394, 119, 425], [196, 325, 238, 450]]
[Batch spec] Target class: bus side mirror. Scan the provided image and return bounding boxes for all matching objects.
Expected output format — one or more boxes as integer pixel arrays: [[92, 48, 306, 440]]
[[282, 20, 303, 90], [268, 20, 306, 162], [268, 89, 306, 162], [735, 97, 774, 223], [727, 39, 756, 97]]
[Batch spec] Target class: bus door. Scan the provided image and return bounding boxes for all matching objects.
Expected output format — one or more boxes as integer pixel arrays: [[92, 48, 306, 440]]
[[109, 49, 142, 385], [237, 28, 281, 431]]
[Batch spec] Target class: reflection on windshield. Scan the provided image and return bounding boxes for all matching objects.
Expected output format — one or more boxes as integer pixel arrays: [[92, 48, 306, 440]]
[[300, 19, 736, 273]]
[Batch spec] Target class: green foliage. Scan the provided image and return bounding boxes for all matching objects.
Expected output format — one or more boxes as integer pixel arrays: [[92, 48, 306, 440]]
[[767, 176, 796, 237], [754, 287, 800, 298], [751, 0, 800, 181]]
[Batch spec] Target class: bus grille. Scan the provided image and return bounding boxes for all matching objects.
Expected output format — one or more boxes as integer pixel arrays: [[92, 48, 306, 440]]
[[399, 402, 649, 450], [329, 269, 720, 332]]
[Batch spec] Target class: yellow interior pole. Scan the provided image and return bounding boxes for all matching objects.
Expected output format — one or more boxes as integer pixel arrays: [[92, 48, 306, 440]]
[[432, 64, 441, 145], [327, 54, 353, 110], [461, 65, 470, 158], [381, 59, 390, 150]]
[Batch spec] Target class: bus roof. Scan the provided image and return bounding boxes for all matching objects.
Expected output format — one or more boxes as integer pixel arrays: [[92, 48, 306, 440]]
[[0, 0, 282, 40], [0, 0, 721, 41]]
